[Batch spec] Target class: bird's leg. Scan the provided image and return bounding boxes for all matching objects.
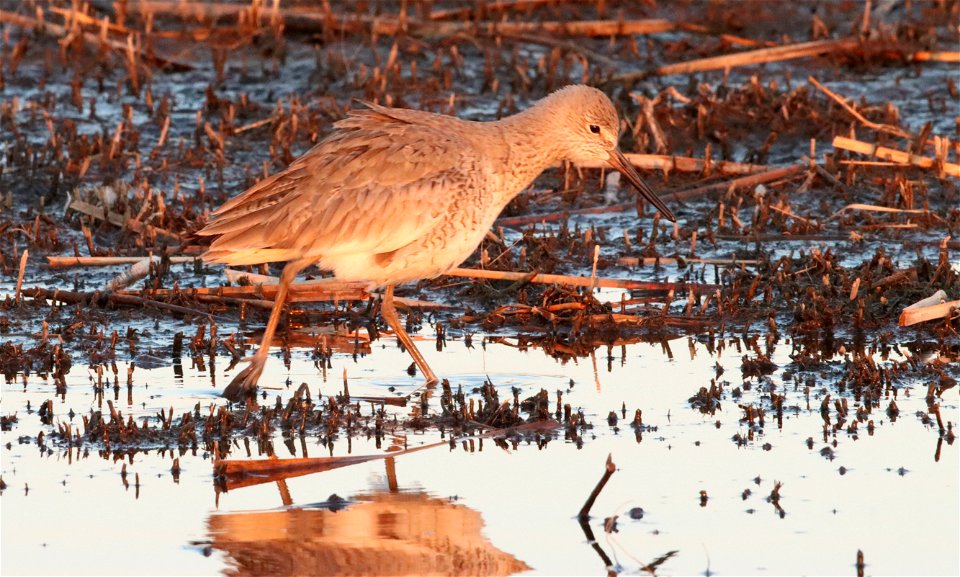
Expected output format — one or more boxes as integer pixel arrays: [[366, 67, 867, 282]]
[[222, 259, 309, 401], [380, 284, 439, 386]]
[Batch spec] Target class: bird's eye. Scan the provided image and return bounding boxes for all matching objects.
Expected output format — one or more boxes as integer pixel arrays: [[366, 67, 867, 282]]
[[589, 124, 601, 134]]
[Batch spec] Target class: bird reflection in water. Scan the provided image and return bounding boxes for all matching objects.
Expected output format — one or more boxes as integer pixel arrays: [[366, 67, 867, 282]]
[[206, 458, 528, 576]]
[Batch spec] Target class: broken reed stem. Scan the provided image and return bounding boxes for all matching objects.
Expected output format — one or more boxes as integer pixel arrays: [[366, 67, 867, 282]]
[[192, 293, 275, 310], [48, 256, 196, 267], [829, 203, 933, 220], [428, 0, 583, 21], [112, 274, 439, 309], [808, 76, 912, 139], [571, 153, 768, 176], [670, 164, 807, 202], [637, 95, 667, 153], [578, 453, 616, 520], [613, 37, 862, 82], [222, 270, 452, 309], [84, 3, 687, 40], [590, 313, 710, 328], [497, 164, 804, 229], [618, 256, 759, 267], [849, 277, 861, 301], [483, 303, 711, 327], [588, 245, 600, 295], [69, 199, 183, 241], [24, 286, 215, 320], [104, 256, 158, 291], [15, 249, 28, 305], [0, 8, 191, 70], [446, 267, 716, 293], [899, 299, 959, 327], [833, 136, 960, 177], [467, 18, 681, 37], [221, 268, 700, 307], [121, 283, 369, 304], [904, 290, 948, 310], [909, 51, 960, 63], [88, 0, 767, 52], [235, 114, 278, 134]]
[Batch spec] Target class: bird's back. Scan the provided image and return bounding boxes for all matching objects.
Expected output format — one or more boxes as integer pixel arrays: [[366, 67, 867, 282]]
[[198, 104, 496, 268]]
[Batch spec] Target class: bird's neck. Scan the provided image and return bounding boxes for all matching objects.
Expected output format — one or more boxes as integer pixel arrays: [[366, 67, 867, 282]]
[[491, 105, 567, 200]]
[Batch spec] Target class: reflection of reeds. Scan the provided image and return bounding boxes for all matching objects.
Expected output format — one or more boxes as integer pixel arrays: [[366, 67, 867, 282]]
[[216, 421, 560, 492], [217, 448, 430, 491]]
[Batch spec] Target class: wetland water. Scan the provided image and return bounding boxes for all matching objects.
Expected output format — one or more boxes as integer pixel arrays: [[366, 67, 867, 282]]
[[2, 329, 957, 575], [1, 0, 959, 575]]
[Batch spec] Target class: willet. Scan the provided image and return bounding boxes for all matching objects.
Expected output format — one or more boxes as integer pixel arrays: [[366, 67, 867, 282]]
[[198, 84, 676, 400]]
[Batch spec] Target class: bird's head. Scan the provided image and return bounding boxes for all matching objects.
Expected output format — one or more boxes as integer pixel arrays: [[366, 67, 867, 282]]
[[546, 85, 676, 222]]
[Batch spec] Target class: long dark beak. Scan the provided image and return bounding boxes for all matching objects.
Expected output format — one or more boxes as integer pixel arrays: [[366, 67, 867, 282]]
[[608, 148, 676, 222]]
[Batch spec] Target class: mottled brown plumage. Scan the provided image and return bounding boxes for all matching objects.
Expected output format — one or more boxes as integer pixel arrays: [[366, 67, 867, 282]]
[[198, 85, 675, 400]]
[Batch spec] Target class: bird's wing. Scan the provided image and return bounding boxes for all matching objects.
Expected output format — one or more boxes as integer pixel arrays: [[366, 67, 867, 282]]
[[199, 107, 477, 266]]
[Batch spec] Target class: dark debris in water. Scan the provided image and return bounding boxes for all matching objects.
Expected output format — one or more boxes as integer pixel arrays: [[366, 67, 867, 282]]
[[37, 373, 567, 462]]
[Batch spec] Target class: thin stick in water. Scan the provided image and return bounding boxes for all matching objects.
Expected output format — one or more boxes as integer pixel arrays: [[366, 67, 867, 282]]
[[578, 453, 616, 520]]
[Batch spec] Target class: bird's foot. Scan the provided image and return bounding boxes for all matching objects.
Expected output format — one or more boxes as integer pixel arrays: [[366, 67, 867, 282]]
[[222, 357, 265, 402]]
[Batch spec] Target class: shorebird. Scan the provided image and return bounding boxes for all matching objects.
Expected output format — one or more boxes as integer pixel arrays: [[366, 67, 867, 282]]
[[198, 84, 676, 401]]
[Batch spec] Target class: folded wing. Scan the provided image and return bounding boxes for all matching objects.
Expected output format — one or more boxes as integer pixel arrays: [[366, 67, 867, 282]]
[[198, 106, 473, 267]]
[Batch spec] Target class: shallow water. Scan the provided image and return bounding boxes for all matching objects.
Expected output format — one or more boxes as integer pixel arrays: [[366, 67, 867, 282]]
[[2, 329, 957, 575]]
